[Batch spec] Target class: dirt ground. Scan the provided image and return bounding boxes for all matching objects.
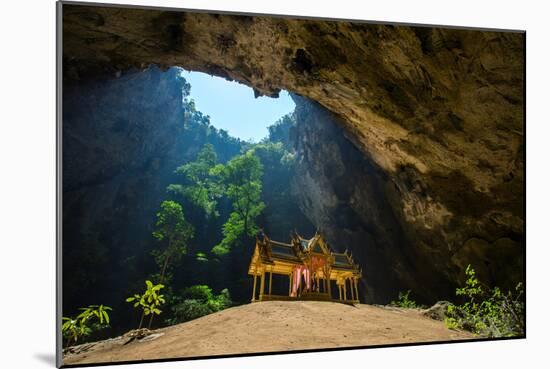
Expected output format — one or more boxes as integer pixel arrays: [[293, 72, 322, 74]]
[[63, 301, 475, 365]]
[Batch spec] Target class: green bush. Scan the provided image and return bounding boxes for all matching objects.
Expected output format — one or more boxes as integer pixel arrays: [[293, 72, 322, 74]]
[[166, 285, 232, 325], [445, 265, 524, 337], [390, 290, 424, 309], [62, 304, 112, 347]]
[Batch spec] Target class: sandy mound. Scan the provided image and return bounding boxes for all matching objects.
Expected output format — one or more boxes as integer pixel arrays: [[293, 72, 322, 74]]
[[63, 301, 474, 365]]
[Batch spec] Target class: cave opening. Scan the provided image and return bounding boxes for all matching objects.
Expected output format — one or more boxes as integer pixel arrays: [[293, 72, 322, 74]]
[[61, 5, 525, 349], [178, 68, 296, 142]]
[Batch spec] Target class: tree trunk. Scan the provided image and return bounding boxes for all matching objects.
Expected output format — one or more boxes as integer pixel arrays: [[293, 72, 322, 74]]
[[138, 310, 145, 329], [159, 251, 172, 283], [148, 313, 154, 329]]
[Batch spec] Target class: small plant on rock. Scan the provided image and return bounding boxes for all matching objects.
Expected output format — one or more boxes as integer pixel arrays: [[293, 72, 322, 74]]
[[126, 280, 165, 329], [390, 290, 424, 309], [62, 304, 112, 347]]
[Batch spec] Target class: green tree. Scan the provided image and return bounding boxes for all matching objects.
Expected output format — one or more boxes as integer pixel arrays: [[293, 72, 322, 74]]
[[126, 280, 166, 329], [212, 150, 265, 256], [168, 144, 225, 218], [152, 200, 194, 283]]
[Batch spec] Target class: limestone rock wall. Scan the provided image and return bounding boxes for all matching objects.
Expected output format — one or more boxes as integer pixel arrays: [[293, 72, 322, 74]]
[[291, 95, 522, 303]]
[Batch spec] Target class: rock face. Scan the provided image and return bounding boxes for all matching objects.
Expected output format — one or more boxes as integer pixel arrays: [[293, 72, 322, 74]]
[[62, 66, 187, 323], [291, 95, 439, 302], [291, 95, 523, 303], [62, 4, 525, 302], [422, 301, 452, 321]]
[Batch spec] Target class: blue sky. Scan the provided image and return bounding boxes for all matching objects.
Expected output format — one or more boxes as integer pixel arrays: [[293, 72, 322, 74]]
[[180, 70, 295, 142]]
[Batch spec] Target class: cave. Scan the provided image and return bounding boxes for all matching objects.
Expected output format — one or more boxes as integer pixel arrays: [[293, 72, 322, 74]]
[[61, 3, 525, 312]]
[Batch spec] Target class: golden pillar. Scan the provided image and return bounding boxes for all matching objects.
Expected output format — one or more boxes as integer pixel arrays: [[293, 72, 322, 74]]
[[259, 271, 265, 301], [343, 279, 347, 300], [268, 271, 273, 296], [316, 276, 320, 292], [354, 279, 359, 302], [350, 279, 355, 301], [288, 273, 292, 296], [326, 266, 332, 299], [252, 274, 257, 302]]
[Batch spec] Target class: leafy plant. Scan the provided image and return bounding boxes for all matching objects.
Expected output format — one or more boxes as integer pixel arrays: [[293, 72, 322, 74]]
[[444, 264, 524, 337], [62, 305, 112, 347], [212, 212, 245, 256], [166, 285, 232, 325], [77, 304, 112, 325], [389, 290, 424, 309], [195, 252, 209, 262], [126, 280, 166, 329]]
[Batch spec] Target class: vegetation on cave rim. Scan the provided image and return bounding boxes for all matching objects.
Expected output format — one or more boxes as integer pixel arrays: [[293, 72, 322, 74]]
[[444, 265, 524, 338], [389, 265, 524, 338]]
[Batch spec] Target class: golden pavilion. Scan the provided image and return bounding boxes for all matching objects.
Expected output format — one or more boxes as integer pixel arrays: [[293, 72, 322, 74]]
[[248, 231, 362, 303]]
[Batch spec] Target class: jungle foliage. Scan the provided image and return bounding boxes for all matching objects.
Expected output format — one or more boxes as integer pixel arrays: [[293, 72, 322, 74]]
[[166, 285, 232, 325], [212, 150, 265, 256], [388, 266, 524, 338], [445, 265, 525, 337], [168, 144, 225, 218], [168, 143, 266, 257]]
